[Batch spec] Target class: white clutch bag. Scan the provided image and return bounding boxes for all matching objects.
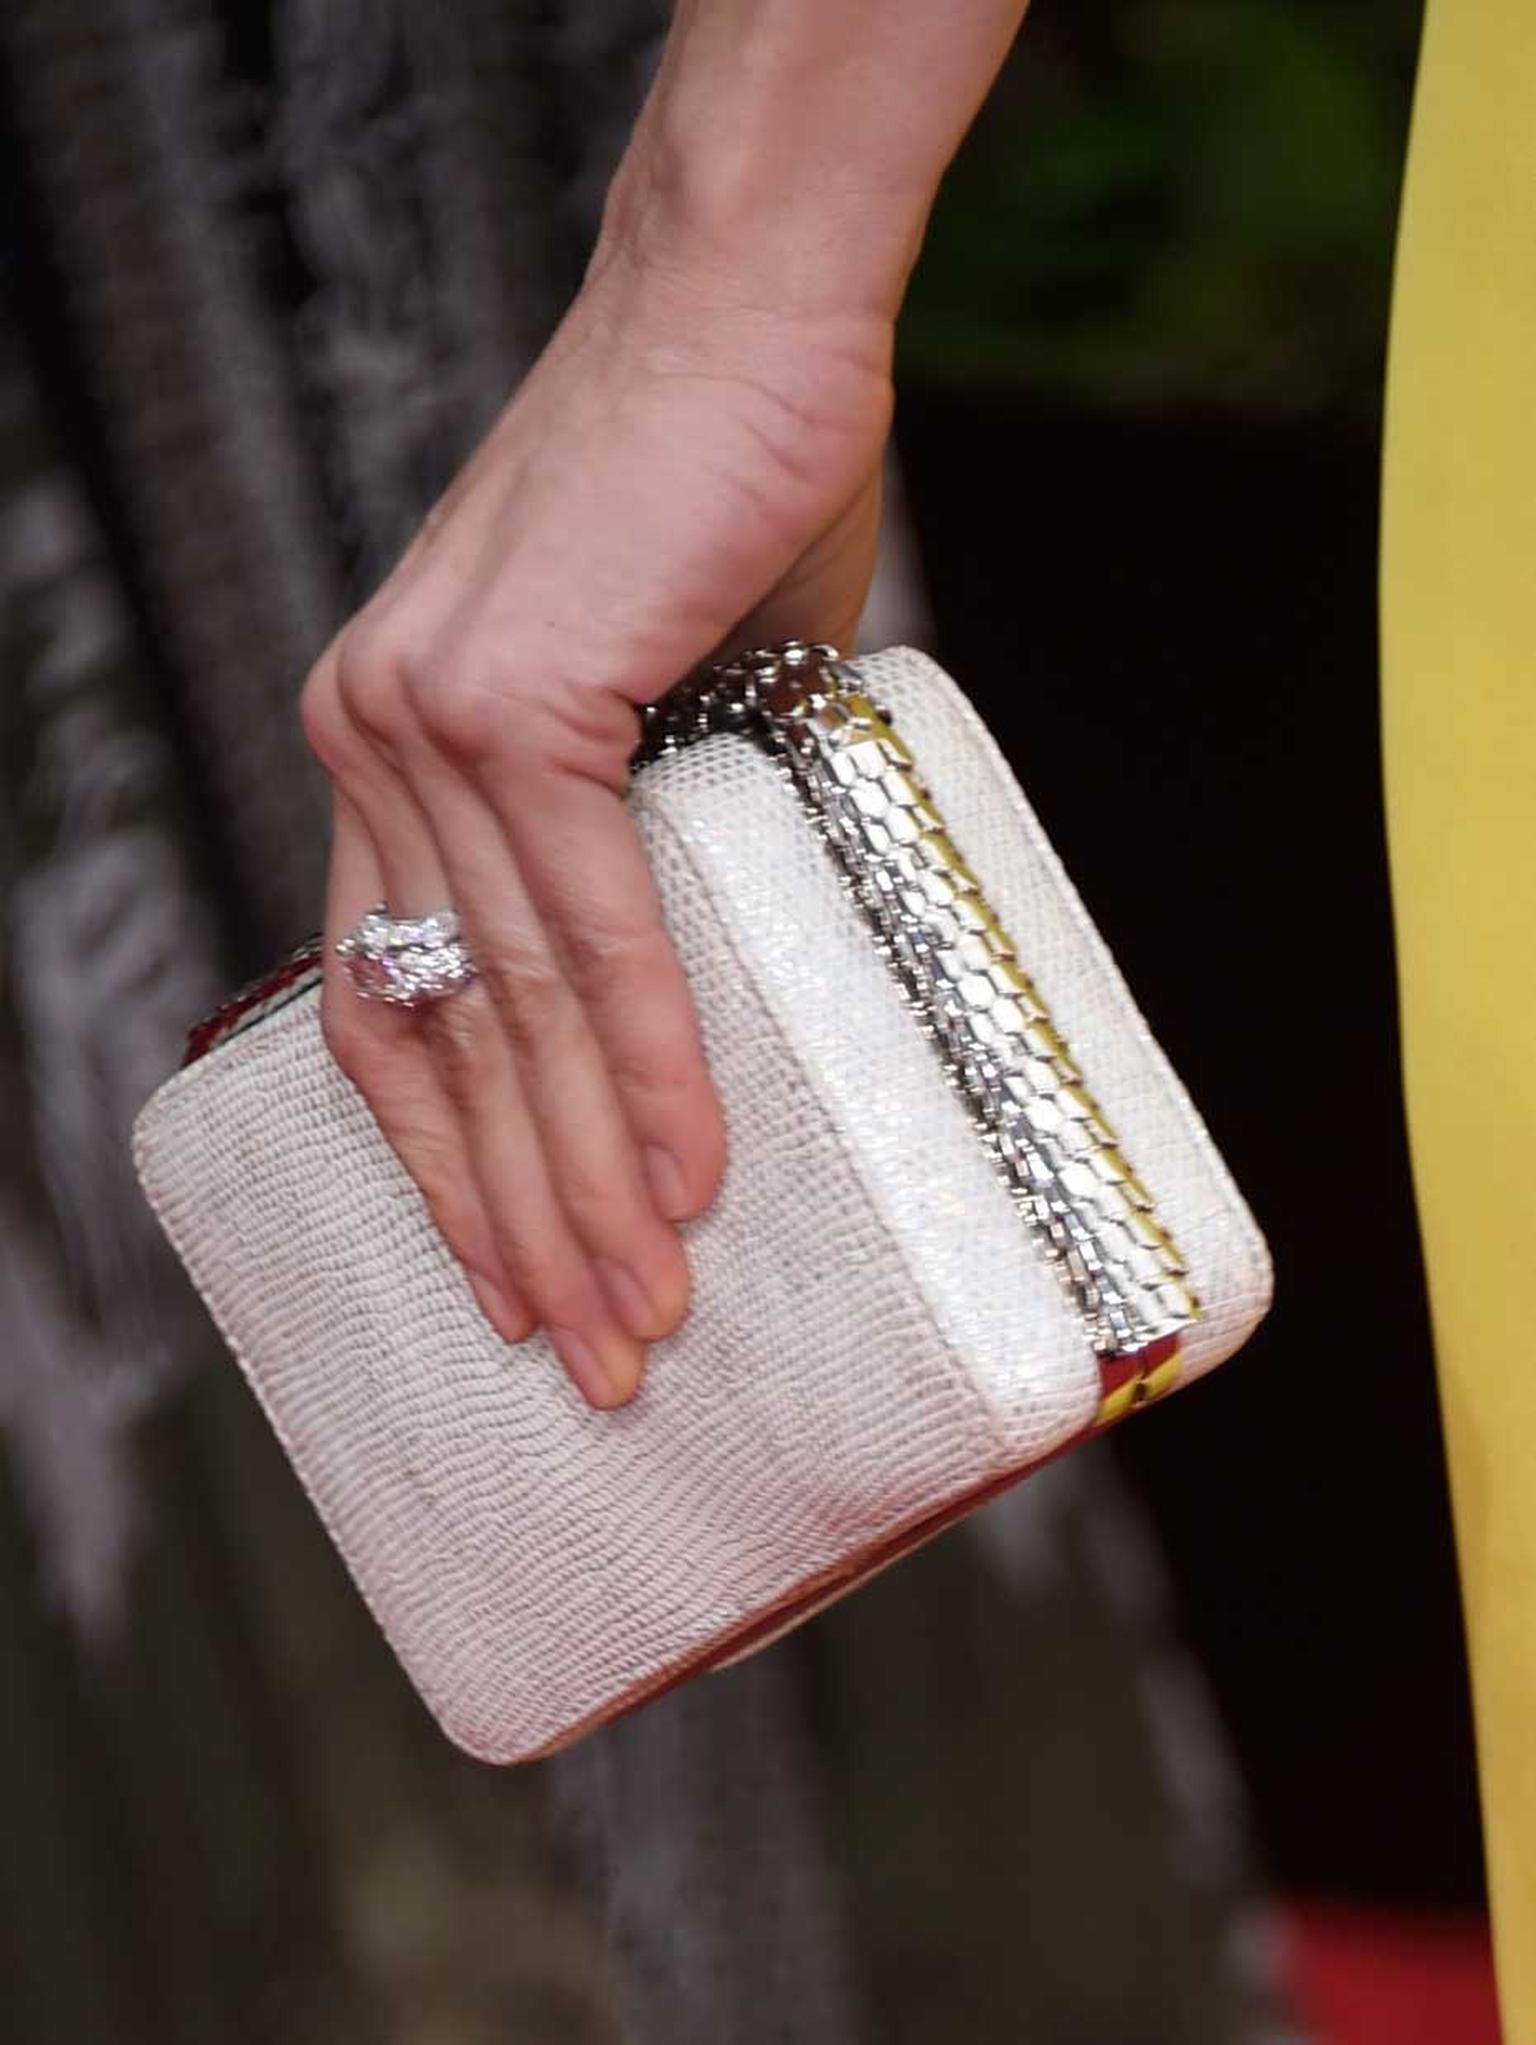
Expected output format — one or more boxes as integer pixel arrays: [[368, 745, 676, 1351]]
[[133, 643, 1271, 1763]]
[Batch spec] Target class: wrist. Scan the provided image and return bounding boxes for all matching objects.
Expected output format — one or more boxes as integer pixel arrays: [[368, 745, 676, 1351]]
[[592, 0, 1029, 332], [595, 73, 936, 330]]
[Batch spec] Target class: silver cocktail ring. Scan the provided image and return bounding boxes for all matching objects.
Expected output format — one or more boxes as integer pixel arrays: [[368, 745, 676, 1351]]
[[336, 904, 477, 1008]]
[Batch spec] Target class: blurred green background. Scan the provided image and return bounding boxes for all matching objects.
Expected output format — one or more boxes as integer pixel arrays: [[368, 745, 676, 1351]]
[[906, 1, 1412, 416]]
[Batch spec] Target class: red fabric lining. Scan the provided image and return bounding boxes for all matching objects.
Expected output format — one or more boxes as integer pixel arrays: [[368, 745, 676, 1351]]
[[1285, 1901, 1501, 2045]]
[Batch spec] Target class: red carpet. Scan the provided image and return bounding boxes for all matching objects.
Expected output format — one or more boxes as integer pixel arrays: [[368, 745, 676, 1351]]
[[1286, 1902, 1501, 2045]]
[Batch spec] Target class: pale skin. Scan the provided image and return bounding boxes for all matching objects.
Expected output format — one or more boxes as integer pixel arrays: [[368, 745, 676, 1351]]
[[301, 0, 1031, 1407]]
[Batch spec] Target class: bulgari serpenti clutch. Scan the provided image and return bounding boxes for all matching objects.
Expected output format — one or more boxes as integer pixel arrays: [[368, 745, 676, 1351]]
[[133, 643, 1271, 1763]]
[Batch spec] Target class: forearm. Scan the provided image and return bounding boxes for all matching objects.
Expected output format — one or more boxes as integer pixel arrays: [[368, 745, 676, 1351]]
[[601, 0, 1031, 322]]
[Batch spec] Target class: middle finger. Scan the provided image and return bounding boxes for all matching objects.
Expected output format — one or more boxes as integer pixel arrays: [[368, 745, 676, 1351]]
[[399, 753, 690, 1373]]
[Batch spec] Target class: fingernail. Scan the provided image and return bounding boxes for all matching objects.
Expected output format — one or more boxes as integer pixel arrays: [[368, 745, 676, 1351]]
[[553, 1326, 642, 1409], [468, 1271, 532, 1345], [645, 1145, 689, 1220], [595, 1258, 662, 1341]]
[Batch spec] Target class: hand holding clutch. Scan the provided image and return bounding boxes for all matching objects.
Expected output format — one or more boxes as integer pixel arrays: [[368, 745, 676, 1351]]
[[135, 644, 1270, 1761]]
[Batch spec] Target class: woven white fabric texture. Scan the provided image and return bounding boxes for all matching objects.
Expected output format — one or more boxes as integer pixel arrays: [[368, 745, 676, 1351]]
[[133, 649, 1270, 1762]]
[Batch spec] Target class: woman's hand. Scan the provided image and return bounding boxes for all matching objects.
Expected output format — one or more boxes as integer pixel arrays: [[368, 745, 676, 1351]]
[[300, 0, 1031, 1407], [299, 230, 895, 1408]]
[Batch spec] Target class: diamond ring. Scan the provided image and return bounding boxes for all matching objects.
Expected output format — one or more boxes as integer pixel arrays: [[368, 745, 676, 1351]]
[[336, 905, 477, 1007]]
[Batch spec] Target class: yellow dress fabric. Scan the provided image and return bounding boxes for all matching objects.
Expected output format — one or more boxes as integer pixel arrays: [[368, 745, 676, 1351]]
[[1382, 0, 1536, 2023]]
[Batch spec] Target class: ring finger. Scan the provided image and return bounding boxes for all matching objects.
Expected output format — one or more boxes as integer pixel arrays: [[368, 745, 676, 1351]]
[[322, 790, 532, 1345], [343, 755, 668, 1404]]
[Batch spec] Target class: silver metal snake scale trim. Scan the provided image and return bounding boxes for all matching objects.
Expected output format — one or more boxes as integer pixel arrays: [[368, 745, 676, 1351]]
[[637, 643, 1200, 1360]]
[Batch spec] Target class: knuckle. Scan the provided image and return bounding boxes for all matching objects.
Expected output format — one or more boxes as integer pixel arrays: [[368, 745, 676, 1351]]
[[552, 1148, 624, 1227], [518, 683, 640, 784], [505, 678, 642, 789], [417, 657, 637, 781], [299, 663, 353, 774], [605, 1030, 699, 1103], [560, 911, 662, 987], [334, 623, 417, 745], [607, 1018, 718, 1136], [527, 1275, 592, 1332], [480, 948, 578, 1056], [415, 674, 512, 764], [489, 1229, 578, 1323], [417, 989, 499, 1102]]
